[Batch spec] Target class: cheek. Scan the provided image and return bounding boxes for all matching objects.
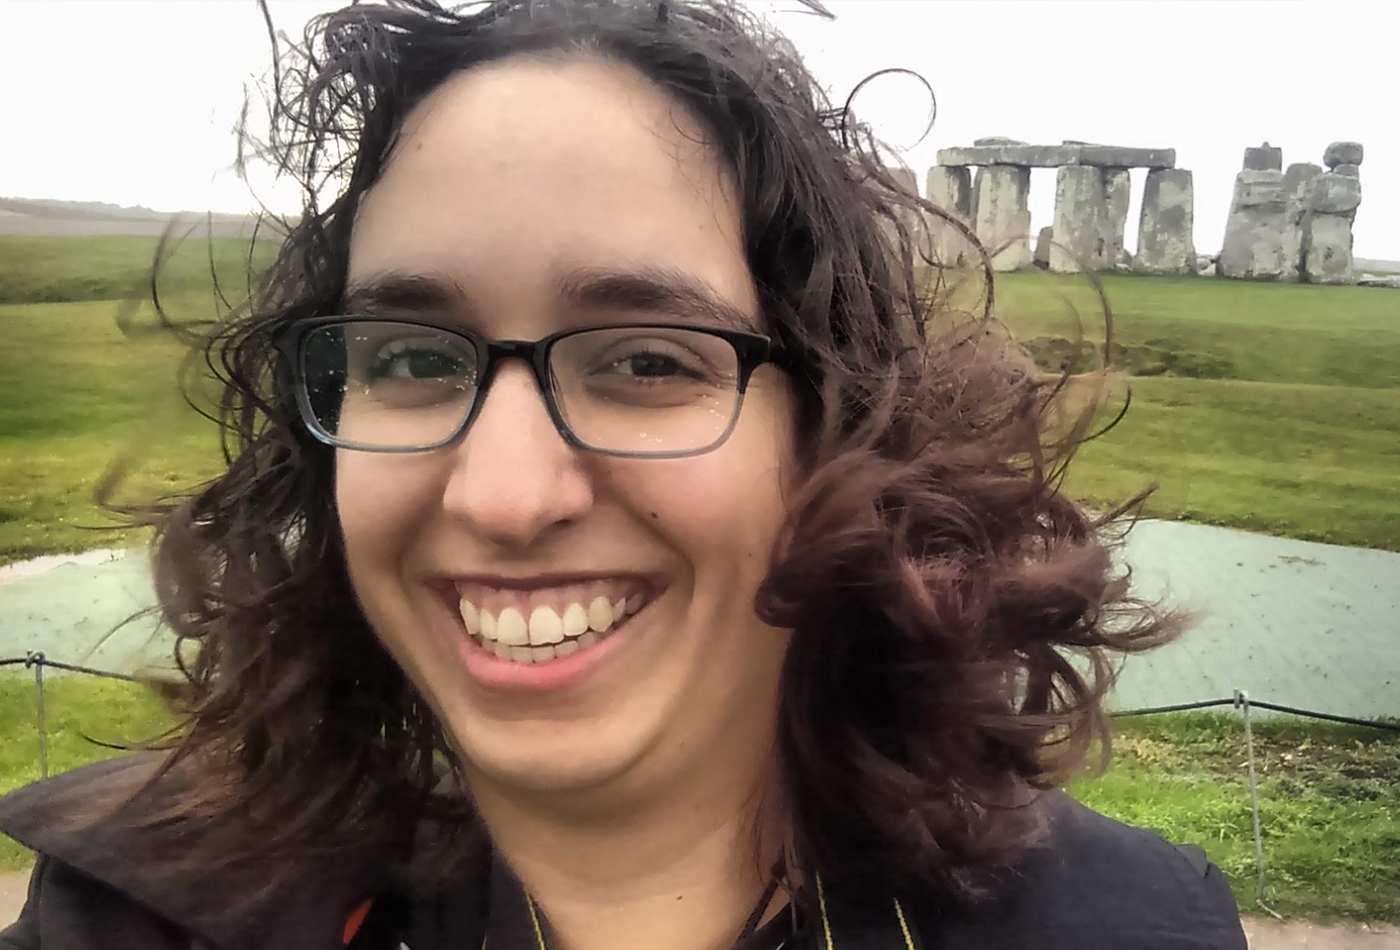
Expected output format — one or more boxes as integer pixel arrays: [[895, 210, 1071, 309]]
[[623, 401, 794, 583], [334, 453, 437, 566]]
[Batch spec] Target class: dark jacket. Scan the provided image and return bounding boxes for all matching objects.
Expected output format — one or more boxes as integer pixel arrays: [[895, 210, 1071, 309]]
[[0, 756, 1247, 950]]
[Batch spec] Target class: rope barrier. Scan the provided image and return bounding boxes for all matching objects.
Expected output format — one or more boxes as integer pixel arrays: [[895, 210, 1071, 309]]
[[1110, 696, 1400, 732]]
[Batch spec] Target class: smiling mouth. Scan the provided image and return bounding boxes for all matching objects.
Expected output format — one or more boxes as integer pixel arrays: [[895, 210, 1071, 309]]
[[457, 589, 649, 665]]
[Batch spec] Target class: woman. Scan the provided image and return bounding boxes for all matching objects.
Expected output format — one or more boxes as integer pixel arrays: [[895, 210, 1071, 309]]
[[0, 1, 1246, 948]]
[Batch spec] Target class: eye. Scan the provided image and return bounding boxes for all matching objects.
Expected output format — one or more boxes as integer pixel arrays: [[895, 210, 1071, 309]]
[[604, 348, 699, 379], [586, 336, 718, 383], [367, 339, 469, 381]]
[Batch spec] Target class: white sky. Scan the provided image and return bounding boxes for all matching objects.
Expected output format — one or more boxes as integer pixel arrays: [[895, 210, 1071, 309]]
[[2, 0, 1395, 260]]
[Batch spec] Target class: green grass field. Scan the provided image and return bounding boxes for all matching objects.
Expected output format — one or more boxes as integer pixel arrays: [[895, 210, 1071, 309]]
[[2, 673, 1394, 923], [0, 234, 276, 561], [991, 271, 1400, 550]]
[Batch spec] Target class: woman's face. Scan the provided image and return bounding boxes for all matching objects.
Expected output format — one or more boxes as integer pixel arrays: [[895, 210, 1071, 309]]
[[337, 55, 796, 806]]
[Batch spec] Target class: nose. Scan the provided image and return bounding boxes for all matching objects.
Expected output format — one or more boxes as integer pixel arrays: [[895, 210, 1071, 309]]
[[442, 360, 594, 550]]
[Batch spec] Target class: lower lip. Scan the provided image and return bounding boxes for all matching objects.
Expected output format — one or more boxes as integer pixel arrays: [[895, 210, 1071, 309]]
[[453, 610, 640, 692]]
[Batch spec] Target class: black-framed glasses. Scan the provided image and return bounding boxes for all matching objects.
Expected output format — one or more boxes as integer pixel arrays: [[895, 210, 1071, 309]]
[[277, 316, 784, 458]]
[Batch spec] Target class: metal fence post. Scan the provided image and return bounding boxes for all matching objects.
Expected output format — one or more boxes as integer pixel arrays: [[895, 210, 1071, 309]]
[[28, 651, 49, 779], [1235, 688, 1282, 920]]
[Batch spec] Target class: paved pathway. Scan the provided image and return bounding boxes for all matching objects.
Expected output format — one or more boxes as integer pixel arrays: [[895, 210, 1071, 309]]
[[1111, 521, 1399, 719], [1, 520, 1397, 718]]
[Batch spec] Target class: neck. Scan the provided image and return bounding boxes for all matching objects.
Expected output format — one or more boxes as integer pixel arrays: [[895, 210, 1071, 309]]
[[468, 758, 785, 950]]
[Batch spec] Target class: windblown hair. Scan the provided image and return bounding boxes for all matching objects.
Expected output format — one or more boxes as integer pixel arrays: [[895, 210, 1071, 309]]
[[134, 0, 1177, 907]]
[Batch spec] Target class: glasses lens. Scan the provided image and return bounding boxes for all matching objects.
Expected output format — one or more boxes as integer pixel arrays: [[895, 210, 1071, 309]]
[[300, 320, 479, 449], [548, 326, 744, 455]]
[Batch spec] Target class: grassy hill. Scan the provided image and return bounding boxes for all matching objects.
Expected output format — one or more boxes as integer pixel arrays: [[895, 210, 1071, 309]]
[[992, 271, 1400, 549], [0, 236, 1397, 562]]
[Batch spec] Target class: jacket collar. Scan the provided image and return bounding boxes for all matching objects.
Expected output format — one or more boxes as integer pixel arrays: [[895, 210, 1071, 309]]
[[0, 755, 390, 950]]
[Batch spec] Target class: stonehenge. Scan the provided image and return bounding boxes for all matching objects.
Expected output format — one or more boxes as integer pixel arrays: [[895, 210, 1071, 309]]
[[1220, 141, 1364, 284], [930, 139, 1184, 274], [912, 137, 1365, 284]]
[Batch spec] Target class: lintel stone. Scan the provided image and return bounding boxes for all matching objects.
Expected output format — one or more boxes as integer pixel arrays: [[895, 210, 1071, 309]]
[[935, 144, 1174, 168]]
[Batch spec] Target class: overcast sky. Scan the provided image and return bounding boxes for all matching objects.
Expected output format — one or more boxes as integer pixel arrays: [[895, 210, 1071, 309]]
[[3, 0, 1395, 260]]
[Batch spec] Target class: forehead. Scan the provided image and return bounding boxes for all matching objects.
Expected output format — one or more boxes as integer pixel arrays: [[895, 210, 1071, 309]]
[[347, 54, 757, 329]]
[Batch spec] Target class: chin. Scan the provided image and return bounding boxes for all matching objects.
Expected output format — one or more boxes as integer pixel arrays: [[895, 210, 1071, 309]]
[[456, 718, 648, 796]]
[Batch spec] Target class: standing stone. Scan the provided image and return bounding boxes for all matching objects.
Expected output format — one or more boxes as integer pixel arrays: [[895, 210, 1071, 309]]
[[875, 167, 921, 259], [1049, 165, 1108, 272], [1303, 171, 1361, 285], [1218, 170, 1288, 280], [972, 165, 1032, 271], [1102, 169, 1132, 268], [1134, 168, 1195, 275], [889, 167, 918, 197], [924, 165, 974, 266], [1280, 162, 1322, 281], [1033, 226, 1053, 269], [1243, 142, 1283, 171], [1333, 164, 1360, 178], [1304, 215, 1355, 284], [1323, 141, 1363, 169]]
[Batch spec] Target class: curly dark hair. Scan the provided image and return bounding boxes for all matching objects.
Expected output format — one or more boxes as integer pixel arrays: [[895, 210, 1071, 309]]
[[129, 0, 1178, 909]]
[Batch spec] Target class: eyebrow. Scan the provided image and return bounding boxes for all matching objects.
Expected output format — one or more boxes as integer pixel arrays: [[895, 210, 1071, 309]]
[[555, 266, 759, 333], [342, 272, 467, 315], [342, 266, 757, 333]]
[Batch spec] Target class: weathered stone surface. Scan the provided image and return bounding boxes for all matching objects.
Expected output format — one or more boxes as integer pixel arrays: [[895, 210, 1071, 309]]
[[1280, 163, 1323, 282], [873, 167, 921, 262], [1196, 254, 1216, 272], [1232, 170, 1287, 209], [973, 137, 1027, 147], [1034, 226, 1053, 269], [1323, 141, 1363, 168], [1078, 145, 1175, 168], [1218, 170, 1288, 280], [889, 167, 918, 196], [1243, 143, 1283, 171], [1309, 172, 1362, 215], [1283, 162, 1323, 196], [936, 144, 1175, 168], [1114, 248, 1133, 271], [972, 165, 1032, 271], [1050, 165, 1107, 272], [1102, 168, 1132, 268], [1304, 214, 1354, 284], [1334, 163, 1361, 178], [926, 165, 972, 216], [1358, 275, 1400, 289], [1134, 168, 1195, 275], [924, 165, 974, 266]]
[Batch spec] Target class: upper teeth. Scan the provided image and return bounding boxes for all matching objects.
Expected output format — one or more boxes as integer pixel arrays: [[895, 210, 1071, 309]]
[[460, 594, 645, 647]]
